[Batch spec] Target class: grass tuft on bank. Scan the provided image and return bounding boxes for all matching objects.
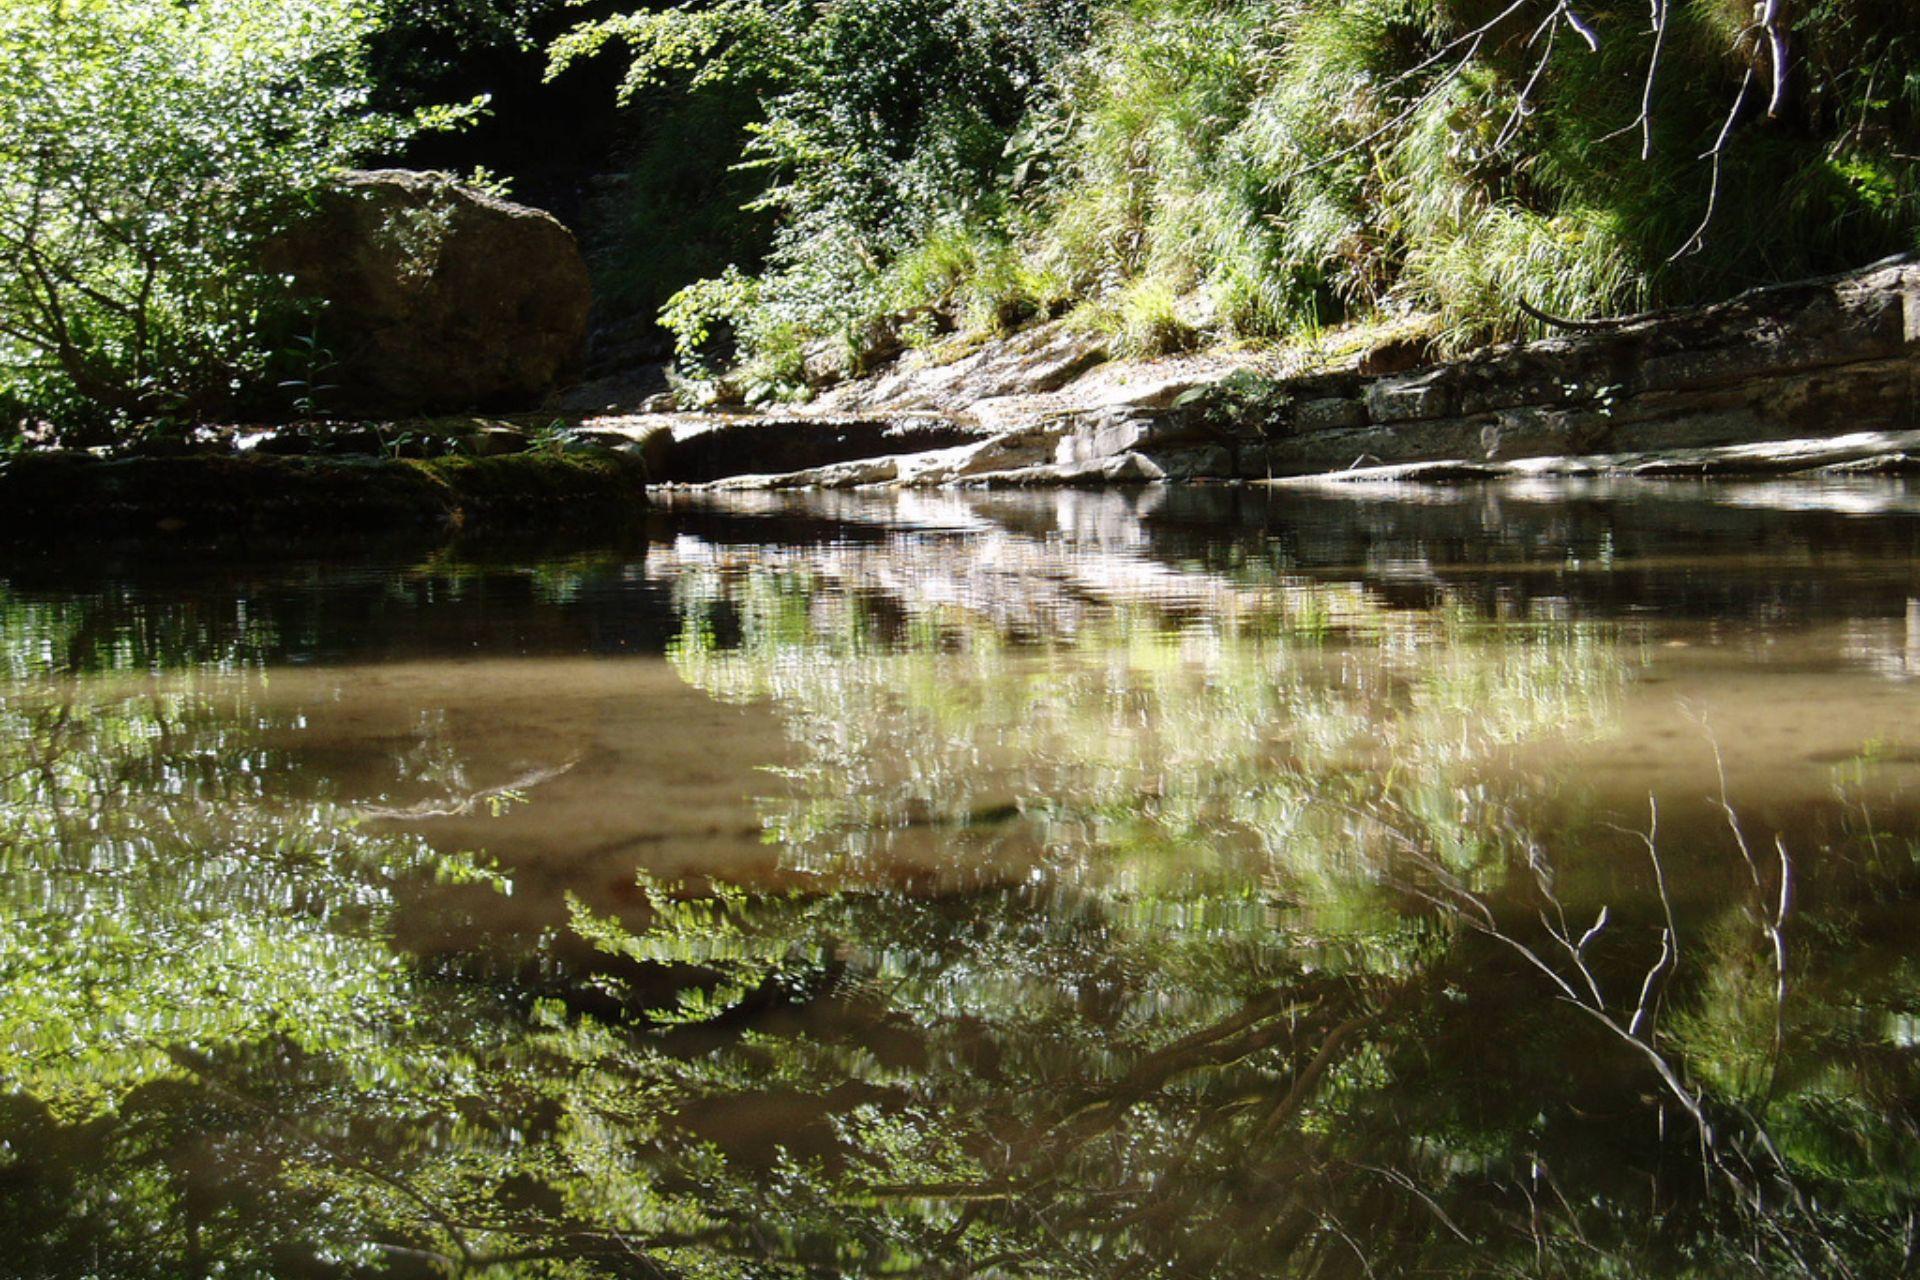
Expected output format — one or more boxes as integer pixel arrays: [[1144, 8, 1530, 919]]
[[563, 0, 1920, 400]]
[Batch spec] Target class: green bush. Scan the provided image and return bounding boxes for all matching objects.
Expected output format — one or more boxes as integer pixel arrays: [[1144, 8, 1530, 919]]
[[556, 0, 1094, 391], [580, 0, 1920, 380], [0, 0, 470, 435]]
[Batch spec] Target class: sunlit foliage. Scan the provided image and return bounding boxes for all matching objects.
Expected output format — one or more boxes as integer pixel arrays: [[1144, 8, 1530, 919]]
[[0, 0, 472, 435], [582, 0, 1920, 385], [552, 0, 1092, 396]]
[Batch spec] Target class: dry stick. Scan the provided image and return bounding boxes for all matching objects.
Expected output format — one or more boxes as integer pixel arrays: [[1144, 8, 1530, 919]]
[[1537, 1160, 1595, 1253], [1517, 1171, 1547, 1272], [1671, 68, 1755, 261], [1597, 0, 1672, 159], [353, 756, 581, 821], [1359, 1163, 1476, 1245], [1494, 13, 1560, 155], [1345, 796, 1823, 1257], [1766, 834, 1792, 1085], [1638, 0, 1669, 157], [1759, 0, 1790, 118], [1558, 1, 1601, 52], [1699, 737, 1839, 1277], [1318, 1211, 1381, 1280], [1389, 814, 1722, 1150], [1531, 835, 1610, 1008], [1426, 807, 1844, 1275], [1706, 732, 1793, 1093], [1412, 864, 1755, 1229], [1627, 796, 1678, 1038]]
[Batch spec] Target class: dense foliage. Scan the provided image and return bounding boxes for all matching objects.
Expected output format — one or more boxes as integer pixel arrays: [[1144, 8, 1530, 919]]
[[562, 0, 1920, 394], [552, 0, 1094, 390], [7, 0, 1920, 427], [0, 0, 469, 436]]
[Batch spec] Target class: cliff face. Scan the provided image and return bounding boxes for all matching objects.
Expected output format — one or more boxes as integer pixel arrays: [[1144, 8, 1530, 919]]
[[1046, 257, 1920, 483]]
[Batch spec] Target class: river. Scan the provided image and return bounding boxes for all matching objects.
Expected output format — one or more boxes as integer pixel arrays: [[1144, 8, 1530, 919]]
[[4, 480, 1919, 1277]]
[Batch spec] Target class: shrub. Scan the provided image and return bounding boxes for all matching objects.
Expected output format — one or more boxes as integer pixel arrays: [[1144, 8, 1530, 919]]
[[584, 0, 1920, 379], [1065, 0, 1920, 344], [556, 0, 1094, 390], [0, 0, 470, 435]]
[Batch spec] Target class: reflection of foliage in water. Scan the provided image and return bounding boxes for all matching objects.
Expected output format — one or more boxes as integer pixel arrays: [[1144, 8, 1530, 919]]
[[3, 562, 1920, 1278], [667, 562, 1622, 894], [627, 560, 1920, 1276], [0, 594, 509, 1274]]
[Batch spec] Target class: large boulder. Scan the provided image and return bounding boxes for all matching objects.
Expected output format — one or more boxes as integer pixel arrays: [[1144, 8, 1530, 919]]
[[268, 169, 591, 413]]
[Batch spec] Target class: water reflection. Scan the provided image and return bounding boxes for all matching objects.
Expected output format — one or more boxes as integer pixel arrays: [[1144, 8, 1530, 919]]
[[3, 484, 1920, 1278], [659, 533, 1625, 899]]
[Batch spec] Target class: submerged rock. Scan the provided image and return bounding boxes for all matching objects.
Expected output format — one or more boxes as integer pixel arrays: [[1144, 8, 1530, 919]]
[[267, 170, 591, 414]]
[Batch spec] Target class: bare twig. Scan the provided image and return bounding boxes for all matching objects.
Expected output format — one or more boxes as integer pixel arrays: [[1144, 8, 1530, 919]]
[[354, 756, 581, 821], [1670, 68, 1755, 261], [1495, 13, 1562, 156], [1758, 0, 1790, 118]]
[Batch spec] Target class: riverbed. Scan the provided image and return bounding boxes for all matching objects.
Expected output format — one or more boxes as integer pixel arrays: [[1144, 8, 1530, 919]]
[[4, 480, 1919, 1277]]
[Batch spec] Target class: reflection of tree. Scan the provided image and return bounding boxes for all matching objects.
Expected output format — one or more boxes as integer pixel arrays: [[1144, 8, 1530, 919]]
[[589, 558, 1920, 1277], [666, 558, 1625, 892], [551, 831, 1920, 1278], [0, 595, 507, 1276], [5, 549, 1920, 1279]]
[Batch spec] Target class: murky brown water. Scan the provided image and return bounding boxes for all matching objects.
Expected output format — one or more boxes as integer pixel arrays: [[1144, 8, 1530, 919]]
[[5, 481, 1920, 1278]]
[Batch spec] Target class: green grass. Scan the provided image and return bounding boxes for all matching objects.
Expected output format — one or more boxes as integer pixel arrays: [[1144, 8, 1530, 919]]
[[635, 0, 1920, 388]]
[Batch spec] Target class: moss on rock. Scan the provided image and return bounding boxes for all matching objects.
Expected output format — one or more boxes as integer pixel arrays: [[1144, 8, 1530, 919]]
[[0, 449, 647, 542]]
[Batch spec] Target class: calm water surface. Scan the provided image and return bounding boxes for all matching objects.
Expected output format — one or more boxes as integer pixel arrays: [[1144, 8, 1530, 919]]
[[5, 481, 1920, 1278]]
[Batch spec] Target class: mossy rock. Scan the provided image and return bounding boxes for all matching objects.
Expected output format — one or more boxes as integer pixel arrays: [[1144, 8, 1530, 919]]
[[0, 449, 647, 542], [1174, 370, 1300, 438]]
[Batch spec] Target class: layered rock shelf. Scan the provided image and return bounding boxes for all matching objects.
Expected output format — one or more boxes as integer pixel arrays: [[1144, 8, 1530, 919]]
[[600, 257, 1920, 489], [0, 450, 650, 542], [27, 258, 1909, 545]]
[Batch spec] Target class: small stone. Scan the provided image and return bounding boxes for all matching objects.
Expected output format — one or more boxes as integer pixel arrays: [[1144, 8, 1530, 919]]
[[1297, 398, 1368, 431], [1365, 371, 1454, 423]]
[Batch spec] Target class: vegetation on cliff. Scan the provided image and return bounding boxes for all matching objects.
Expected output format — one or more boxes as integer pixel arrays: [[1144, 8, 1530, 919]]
[[4, 0, 1917, 432], [559, 0, 1920, 398]]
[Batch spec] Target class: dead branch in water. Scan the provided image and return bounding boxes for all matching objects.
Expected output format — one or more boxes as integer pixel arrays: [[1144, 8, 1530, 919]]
[[354, 756, 582, 821], [1378, 780, 1846, 1276]]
